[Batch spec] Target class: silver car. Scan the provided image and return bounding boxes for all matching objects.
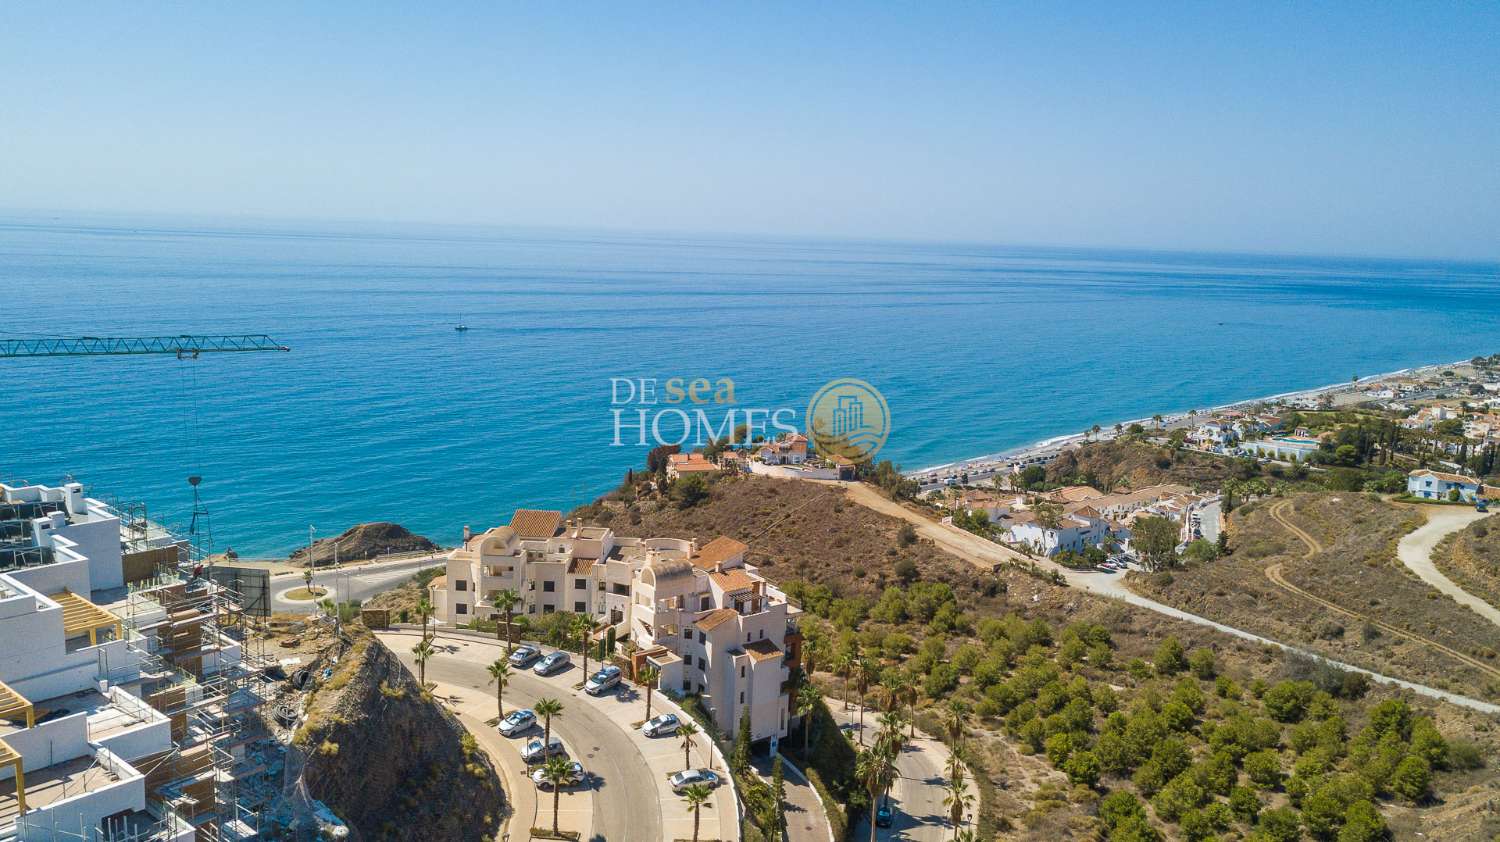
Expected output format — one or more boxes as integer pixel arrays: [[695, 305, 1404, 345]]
[[522, 735, 566, 764], [508, 645, 542, 668], [668, 768, 721, 793], [642, 713, 680, 738], [533, 650, 570, 676], [498, 709, 536, 737], [584, 665, 622, 696], [531, 761, 586, 790]]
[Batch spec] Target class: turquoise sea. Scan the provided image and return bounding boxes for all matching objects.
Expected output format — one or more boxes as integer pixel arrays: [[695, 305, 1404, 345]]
[[3, 214, 1498, 556]]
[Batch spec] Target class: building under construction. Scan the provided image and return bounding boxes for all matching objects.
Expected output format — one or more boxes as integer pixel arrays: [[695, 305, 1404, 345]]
[[0, 478, 275, 841]]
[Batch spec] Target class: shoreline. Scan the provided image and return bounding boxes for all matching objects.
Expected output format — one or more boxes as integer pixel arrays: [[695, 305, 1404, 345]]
[[907, 356, 1475, 481]]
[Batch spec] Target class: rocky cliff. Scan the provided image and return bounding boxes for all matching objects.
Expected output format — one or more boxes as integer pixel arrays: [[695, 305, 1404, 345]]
[[289, 522, 439, 567], [296, 628, 505, 841]]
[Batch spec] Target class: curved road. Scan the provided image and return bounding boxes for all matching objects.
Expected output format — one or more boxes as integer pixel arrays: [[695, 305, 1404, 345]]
[[271, 554, 446, 612], [833, 481, 1500, 715], [1395, 506, 1500, 627], [830, 706, 974, 842], [380, 628, 663, 842]]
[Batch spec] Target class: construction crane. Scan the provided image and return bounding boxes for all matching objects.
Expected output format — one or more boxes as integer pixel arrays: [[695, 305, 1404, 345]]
[[0, 333, 289, 358], [1, 333, 290, 559]]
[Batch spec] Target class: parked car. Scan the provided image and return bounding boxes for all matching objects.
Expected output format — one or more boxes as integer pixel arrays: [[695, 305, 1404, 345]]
[[875, 799, 895, 828], [584, 665, 622, 696], [533, 651, 570, 676], [508, 645, 542, 668], [498, 709, 536, 737], [669, 768, 721, 793], [522, 735, 566, 764], [531, 761, 586, 789], [642, 713, 680, 737]]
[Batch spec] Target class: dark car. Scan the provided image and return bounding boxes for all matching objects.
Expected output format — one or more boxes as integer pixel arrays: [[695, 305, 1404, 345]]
[[874, 800, 895, 828], [508, 645, 542, 668]]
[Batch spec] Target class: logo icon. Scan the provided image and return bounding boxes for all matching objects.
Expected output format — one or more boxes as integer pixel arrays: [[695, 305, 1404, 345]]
[[806, 378, 890, 463]]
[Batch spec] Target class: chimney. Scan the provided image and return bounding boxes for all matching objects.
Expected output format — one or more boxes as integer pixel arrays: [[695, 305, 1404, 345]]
[[463, 525, 472, 546], [64, 482, 86, 517]]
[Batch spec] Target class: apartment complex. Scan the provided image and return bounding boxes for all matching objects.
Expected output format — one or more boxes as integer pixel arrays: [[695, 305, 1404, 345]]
[[433, 513, 801, 744], [0, 480, 269, 841]]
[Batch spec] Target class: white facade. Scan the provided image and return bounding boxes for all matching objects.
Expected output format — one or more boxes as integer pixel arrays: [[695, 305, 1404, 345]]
[[1407, 470, 1488, 501]]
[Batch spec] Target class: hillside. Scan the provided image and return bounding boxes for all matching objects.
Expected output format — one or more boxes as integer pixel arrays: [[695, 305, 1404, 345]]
[[1435, 514, 1500, 611], [292, 625, 506, 841], [1045, 439, 1242, 491], [289, 521, 439, 567]]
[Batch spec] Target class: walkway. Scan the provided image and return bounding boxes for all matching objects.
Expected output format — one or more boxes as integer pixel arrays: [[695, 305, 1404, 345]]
[[1395, 506, 1500, 626], [827, 704, 975, 842]]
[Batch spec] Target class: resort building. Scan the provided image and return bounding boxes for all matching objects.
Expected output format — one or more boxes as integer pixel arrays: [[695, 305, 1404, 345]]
[[0, 480, 270, 841], [434, 514, 801, 744], [666, 452, 721, 480], [1406, 469, 1491, 502], [756, 433, 809, 466], [1002, 506, 1112, 556]]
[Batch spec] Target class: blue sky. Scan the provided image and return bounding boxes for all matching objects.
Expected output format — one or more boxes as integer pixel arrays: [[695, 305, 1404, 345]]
[[2, 4, 1498, 259]]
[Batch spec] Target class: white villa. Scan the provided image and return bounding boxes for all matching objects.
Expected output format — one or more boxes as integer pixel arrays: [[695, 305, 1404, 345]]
[[432, 514, 801, 744], [1406, 469, 1491, 502]]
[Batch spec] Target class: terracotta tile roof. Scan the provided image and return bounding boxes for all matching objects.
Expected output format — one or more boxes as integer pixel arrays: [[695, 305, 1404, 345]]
[[510, 509, 563, 539], [568, 558, 596, 575], [695, 608, 739, 631], [428, 576, 447, 591], [1053, 486, 1105, 503], [691, 536, 748, 570], [710, 570, 756, 592], [1410, 469, 1480, 485], [744, 639, 783, 662]]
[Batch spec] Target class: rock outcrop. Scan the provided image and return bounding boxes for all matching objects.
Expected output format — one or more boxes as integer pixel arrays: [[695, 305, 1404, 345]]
[[296, 629, 504, 841], [289, 522, 439, 567]]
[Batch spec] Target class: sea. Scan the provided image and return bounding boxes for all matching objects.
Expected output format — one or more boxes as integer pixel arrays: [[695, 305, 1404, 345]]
[[3, 213, 1498, 556]]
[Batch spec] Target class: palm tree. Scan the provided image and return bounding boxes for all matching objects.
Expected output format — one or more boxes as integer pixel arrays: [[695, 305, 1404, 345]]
[[854, 659, 876, 745], [640, 665, 660, 721], [534, 697, 563, 750], [801, 636, 823, 677], [486, 659, 510, 720], [796, 684, 821, 756], [943, 699, 967, 749], [877, 710, 907, 757], [540, 755, 574, 834], [856, 745, 897, 842], [491, 589, 519, 652], [302, 567, 314, 594], [411, 638, 434, 689], [833, 651, 855, 711], [943, 765, 972, 838], [678, 720, 700, 771], [575, 614, 593, 679], [682, 783, 713, 842], [416, 594, 433, 641], [1153, 413, 1164, 430]]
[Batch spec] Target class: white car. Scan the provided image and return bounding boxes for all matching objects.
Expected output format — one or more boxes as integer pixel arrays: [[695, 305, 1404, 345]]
[[584, 665, 622, 696], [531, 761, 586, 790], [642, 713, 680, 738], [499, 709, 536, 737], [522, 735, 566, 764], [533, 651, 570, 676], [668, 768, 721, 793]]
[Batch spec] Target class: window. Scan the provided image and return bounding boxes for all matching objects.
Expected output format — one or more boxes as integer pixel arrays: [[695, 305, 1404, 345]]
[[574, 601, 586, 613], [543, 605, 555, 614], [739, 666, 745, 678], [528, 604, 537, 614], [684, 629, 693, 642], [697, 657, 705, 671], [700, 595, 711, 610], [456, 603, 468, 615], [739, 692, 744, 704], [682, 680, 692, 692], [543, 581, 555, 593], [758, 629, 764, 640], [574, 578, 587, 590], [455, 580, 468, 592]]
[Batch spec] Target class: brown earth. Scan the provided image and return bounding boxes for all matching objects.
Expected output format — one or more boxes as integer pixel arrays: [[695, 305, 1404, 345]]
[[289, 522, 439, 567], [1132, 492, 1500, 700], [1044, 439, 1242, 491], [294, 624, 506, 841], [1434, 513, 1500, 611]]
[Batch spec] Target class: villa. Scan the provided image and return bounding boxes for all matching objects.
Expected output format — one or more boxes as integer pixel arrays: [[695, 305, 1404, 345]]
[[432, 515, 801, 744], [1406, 469, 1491, 502], [757, 433, 809, 466], [666, 452, 721, 479]]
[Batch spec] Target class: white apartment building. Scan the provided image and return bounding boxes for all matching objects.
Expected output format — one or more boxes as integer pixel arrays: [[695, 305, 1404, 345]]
[[434, 514, 801, 744], [0, 481, 194, 842]]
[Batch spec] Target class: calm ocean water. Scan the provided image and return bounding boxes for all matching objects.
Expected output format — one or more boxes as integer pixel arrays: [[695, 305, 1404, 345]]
[[3, 214, 1498, 556]]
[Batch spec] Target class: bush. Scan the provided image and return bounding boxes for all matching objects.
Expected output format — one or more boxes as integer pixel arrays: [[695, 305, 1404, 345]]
[[1154, 637, 1188, 675], [1244, 749, 1284, 789], [1063, 749, 1100, 786], [1188, 648, 1217, 679], [1391, 755, 1431, 802], [1448, 738, 1485, 770], [1255, 807, 1302, 842], [1337, 800, 1387, 842], [1262, 680, 1317, 723]]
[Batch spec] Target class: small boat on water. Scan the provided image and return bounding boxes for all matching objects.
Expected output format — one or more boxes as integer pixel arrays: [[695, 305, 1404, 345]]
[[454, 323, 469, 332]]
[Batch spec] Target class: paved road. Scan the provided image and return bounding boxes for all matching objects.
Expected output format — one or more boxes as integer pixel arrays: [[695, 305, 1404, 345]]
[[749, 754, 831, 842], [1396, 506, 1500, 626], [832, 481, 1500, 715], [829, 705, 973, 842], [271, 554, 446, 612], [380, 629, 659, 842]]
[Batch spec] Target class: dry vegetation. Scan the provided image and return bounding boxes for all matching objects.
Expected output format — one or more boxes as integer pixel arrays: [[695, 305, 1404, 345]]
[[1131, 493, 1500, 702], [1435, 513, 1500, 612], [1045, 440, 1244, 491]]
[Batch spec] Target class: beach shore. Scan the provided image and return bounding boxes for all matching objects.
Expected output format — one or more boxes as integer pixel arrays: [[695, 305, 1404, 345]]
[[907, 357, 1476, 486]]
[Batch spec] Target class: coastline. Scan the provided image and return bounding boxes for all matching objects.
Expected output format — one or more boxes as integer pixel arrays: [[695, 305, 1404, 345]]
[[907, 356, 1474, 482]]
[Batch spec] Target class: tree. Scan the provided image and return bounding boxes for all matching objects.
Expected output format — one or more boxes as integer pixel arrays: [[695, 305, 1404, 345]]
[[575, 614, 593, 679], [944, 765, 973, 837], [732, 710, 752, 774], [854, 658, 878, 745], [640, 665, 660, 721], [1063, 749, 1101, 787], [1255, 807, 1301, 842], [411, 639, 434, 689], [943, 698, 967, 748], [1031, 500, 1064, 530], [491, 589, 520, 652], [770, 755, 787, 839], [535, 697, 563, 752], [682, 783, 713, 842], [1133, 516, 1181, 570], [1153, 636, 1188, 675], [302, 567, 314, 594], [486, 659, 510, 721], [797, 684, 821, 755], [671, 473, 711, 508], [1338, 800, 1387, 842], [856, 745, 897, 842], [416, 594, 434, 641], [678, 720, 700, 771], [1391, 755, 1431, 802], [834, 651, 855, 711], [541, 755, 574, 833]]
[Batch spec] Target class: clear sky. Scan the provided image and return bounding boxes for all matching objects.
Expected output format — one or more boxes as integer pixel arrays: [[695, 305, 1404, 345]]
[[3, 3, 1498, 259]]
